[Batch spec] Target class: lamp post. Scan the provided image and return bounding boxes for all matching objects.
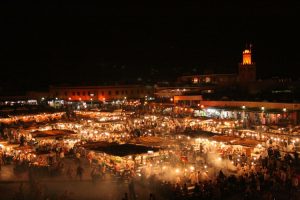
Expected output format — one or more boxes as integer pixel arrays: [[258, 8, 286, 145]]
[[242, 106, 246, 128], [261, 107, 265, 125], [283, 108, 287, 125], [90, 94, 94, 108]]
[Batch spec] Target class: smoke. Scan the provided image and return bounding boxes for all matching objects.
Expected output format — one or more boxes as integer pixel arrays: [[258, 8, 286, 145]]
[[206, 150, 237, 175]]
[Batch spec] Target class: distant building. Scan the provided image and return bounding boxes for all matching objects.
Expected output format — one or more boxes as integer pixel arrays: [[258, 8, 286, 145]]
[[155, 46, 256, 99], [177, 73, 237, 87], [177, 46, 256, 86], [238, 47, 256, 83], [49, 85, 154, 101], [173, 95, 203, 107]]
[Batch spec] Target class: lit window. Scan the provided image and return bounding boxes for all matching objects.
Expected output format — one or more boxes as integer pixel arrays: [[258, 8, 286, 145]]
[[193, 78, 199, 84], [205, 77, 211, 83]]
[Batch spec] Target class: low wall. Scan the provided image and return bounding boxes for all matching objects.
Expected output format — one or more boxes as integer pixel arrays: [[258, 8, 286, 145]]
[[201, 101, 300, 111]]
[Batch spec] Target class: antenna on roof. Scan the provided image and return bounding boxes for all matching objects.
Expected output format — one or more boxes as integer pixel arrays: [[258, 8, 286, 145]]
[[249, 43, 253, 51]]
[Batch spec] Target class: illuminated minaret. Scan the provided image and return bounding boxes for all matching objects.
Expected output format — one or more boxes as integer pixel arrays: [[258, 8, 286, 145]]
[[242, 49, 252, 64], [239, 44, 256, 82]]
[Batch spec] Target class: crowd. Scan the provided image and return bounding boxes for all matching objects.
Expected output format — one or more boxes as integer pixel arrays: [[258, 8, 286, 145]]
[[146, 146, 300, 200], [0, 108, 300, 200]]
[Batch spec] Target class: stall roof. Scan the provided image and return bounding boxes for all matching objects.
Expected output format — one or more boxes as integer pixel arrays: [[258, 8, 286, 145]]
[[32, 129, 77, 137], [82, 141, 159, 157]]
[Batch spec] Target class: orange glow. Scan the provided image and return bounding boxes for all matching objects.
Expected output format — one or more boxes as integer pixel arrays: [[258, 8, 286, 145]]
[[242, 49, 252, 64], [193, 77, 199, 84]]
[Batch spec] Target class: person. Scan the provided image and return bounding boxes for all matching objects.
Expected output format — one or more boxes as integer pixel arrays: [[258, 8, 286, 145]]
[[128, 178, 136, 200], [76, 165, 84, 181], [66, 166, 73, 180], [174, 183, 181, 196], [20, 134, 25, 146], [91, 167, 101, 184], [0, 154, 2, 171], [218, 169, 225, 181], [149, 193, 156, 200], [294, 151, 299, 165], [193, 183, 200, 197], [182, 183, 189, 196], [122, 192, 128, 200]]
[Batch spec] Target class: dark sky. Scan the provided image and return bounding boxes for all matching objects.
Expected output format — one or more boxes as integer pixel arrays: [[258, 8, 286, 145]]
[[1, 2, 300, 91]]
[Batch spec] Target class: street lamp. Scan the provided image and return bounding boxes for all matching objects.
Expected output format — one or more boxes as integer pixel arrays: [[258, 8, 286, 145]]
[[242, 106, 246, 128], [261, 107, 265, 125]]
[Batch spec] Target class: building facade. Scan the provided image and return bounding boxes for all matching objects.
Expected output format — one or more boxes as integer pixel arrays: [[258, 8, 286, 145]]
[[238, 48, 256, 83], [177, 46, 256, 86], [177, 74, 237, 86], [49, 85, 154, 101]]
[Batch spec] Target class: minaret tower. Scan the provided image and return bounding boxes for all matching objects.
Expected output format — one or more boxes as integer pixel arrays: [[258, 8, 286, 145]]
[[238, 44, 256, 82]]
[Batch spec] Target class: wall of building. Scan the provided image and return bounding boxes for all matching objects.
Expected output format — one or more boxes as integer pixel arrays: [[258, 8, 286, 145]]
[[26, 91, 49, 100], [174, 95, 202, 102], [49, 85, 154, 101], [177, 74, 237, 86], [174, 95, 203, 106], [200, 100, 300, 111], [238, 64, 256, 83]]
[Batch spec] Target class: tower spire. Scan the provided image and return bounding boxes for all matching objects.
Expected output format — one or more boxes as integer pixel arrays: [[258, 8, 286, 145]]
[[242, 46, 252, 65], [239, 43, 256, 82]]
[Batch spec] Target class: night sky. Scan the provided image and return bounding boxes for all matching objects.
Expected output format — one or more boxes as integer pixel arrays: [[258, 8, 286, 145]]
[[1, 2, 300, 92]]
